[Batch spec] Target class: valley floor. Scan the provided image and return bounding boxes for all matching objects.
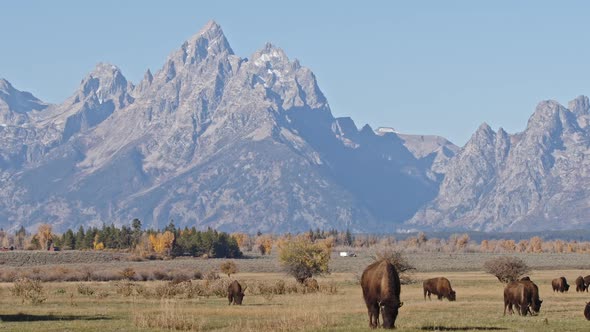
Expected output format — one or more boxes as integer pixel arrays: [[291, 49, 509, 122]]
[[1, 252, 590, 331]]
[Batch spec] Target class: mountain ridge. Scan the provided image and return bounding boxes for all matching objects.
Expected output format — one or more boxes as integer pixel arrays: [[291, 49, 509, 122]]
[[0, 21, 450, 233]]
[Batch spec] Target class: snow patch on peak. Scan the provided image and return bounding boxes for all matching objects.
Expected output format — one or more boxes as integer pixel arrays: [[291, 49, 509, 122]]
[[253, 44, 289, 67], [376, 127, 397, 135]]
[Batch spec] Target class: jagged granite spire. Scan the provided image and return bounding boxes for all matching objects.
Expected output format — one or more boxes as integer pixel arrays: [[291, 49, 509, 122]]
[[0, 78, 48, 125]]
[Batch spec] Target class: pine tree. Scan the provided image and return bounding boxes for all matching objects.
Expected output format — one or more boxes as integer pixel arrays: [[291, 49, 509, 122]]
[[131, 218, 142, 248], [75, 226, 85, 249], [62, 229, 76, 250]]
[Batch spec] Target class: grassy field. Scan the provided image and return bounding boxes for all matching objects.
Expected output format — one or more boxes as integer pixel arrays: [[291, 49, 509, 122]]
[[1, 267, 590, 331]]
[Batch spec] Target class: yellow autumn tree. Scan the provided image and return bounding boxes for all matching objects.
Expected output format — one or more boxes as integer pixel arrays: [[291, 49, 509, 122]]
[[278, 235, 331, 283], [149, 231, 175, 256], [231, 233, 249, 248], [255, 235, 273, 255], [528, 236, 543, 253], [37, 224, 53, 250], [93, 233, 105, 250]]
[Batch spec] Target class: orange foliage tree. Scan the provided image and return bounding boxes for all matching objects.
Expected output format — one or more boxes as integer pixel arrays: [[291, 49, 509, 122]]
[[256, 235, 273, 255], [149, 231, 175, 256], [37, 224, 53, 250]]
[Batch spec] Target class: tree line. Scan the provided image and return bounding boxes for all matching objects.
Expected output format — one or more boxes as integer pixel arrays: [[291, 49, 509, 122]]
[[0, 219, 241, 259]]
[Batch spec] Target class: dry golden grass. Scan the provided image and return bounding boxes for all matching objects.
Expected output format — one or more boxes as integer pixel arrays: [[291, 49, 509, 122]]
[[1, 267, 590, 330]]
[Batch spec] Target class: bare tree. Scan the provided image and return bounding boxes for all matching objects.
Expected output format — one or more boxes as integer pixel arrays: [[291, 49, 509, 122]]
[[483, 256, 531, 283], [371, 247, 416, 284]]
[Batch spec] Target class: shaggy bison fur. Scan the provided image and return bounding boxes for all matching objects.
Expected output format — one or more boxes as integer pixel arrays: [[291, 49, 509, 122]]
[[227, 280, 246, 305], [423, 277, 456, 301], [551, 277, 569, 293], [504, 279, 542, 316], [361, 260, 403, 329]]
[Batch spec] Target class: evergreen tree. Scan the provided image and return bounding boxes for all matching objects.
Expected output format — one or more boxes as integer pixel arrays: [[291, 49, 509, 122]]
[[345, 228, 354, 246], [131, 218, 142, 248], [62, 229, 76, 250], [75, 226, 86, 249]]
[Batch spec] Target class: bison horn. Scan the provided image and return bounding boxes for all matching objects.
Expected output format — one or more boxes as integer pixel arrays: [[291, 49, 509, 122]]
[[398, 302, 404, 308]]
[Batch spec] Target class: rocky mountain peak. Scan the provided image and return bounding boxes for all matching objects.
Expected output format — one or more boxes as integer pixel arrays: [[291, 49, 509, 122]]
[[525, 100, 579, 139], [0, 78, 12, 92], [172, 20, 233, 67], [568, 95, 589, 116], [78, 63, 132, 106], [0, 78, 47, 125], [252, 43, 289, 66], [466, 122, 495, 147]]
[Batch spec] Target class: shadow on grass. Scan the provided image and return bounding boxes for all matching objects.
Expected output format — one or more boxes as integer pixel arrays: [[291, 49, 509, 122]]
[[421, 327, 508, 331], [0, 313, 112, 322]]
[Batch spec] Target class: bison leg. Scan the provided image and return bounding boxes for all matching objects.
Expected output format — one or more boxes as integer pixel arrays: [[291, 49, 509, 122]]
[[437, 294, 443, 300], [505, 303, 515, 316], [228, 294, 233, 305], [423, 288, 427, 300], [368, 303, 379, 328]]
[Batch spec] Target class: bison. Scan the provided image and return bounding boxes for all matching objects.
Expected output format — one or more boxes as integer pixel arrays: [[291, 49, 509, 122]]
[[575, 276, 586, 292], [584, 275, 590, 292], [227, 280, 246, 305], [504, 279, 542, 316], [361, 260, 403, 329], [423, 277, 456, 301], [551, 277, 569, 293], [585, 302, 590, 320]]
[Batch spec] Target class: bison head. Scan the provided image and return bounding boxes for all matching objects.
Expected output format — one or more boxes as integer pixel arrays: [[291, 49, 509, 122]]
[[381, 301, 403, 329], [234, 286, 247, 305], [530, 299, 543, 315], [449, 290, 456, 301]]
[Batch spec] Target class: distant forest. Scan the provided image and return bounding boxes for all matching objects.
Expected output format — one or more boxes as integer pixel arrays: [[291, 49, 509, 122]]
[[2, 221, 590, 257]]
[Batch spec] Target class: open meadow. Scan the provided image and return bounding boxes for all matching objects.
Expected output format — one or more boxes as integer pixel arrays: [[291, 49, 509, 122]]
[[1, 252, 590, 331]]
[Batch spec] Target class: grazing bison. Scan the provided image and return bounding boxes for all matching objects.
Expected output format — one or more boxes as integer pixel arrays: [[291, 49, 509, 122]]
[[423, 277, 456, 301], [585, 302, 590, 320], [504, 279, 542, 316], [575, 276, 586, 292], [551, 277, 569, 293], [227, 280, 246, 305], [361, 260, 403, 329], [584, 275, 590, 292]]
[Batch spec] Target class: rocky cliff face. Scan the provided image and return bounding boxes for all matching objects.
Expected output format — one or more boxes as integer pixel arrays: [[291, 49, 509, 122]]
[[0, 21, 442, 233], [408, 96, 590, 231]]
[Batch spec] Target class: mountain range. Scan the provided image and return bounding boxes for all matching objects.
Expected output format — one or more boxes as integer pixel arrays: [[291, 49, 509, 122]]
[[1, 21, 588, 233]]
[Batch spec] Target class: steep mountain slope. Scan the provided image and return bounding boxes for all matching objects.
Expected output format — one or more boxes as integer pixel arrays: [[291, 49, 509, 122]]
[[0, 21, 439, 232], [408, 96, 590, 231]]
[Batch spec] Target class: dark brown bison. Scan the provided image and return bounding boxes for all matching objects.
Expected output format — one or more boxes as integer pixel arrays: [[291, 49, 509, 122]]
[[423, 277, 456, 301], [575, 276, 586, 292], [551, 277, 569, 293], [584, 275, 590, 292], [585, 302, 590, 320], [504, 279, 542, 316], [227, 280, 246, 305], [361, 260, 403, 329]]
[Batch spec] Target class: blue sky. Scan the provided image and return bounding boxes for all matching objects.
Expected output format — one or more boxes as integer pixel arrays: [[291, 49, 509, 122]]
[[2, 1, 590, 146]]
